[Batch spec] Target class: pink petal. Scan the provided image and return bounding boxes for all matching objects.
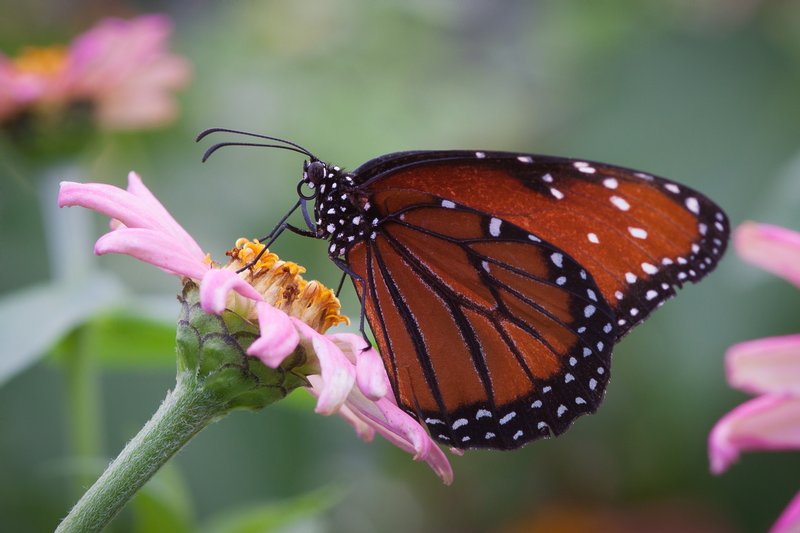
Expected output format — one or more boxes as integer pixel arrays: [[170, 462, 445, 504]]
[[328, 333, 389, 401], [199, 269, 263, 315], [772, 491, 800, 533], [307, 334, 355, 415], [94, 228, 209, 279], [726, 335, 800, 395], [709, 394, 800, 474], [735, 222, 800, 288], [124, 172, 204, 259], [247, 302, 300, 368]]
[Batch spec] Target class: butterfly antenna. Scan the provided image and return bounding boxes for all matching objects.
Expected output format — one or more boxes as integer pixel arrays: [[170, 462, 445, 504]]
[[201, 142, 313, 163], [196, 127, 316, 159]]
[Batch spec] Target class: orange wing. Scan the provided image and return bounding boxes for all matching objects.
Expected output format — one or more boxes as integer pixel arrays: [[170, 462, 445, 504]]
[[356, 151, 729, 337], [345, 192, 616, 449]]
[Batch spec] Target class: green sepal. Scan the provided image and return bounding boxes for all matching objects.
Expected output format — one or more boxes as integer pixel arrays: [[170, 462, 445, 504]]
[[175, 281, 308, 412]]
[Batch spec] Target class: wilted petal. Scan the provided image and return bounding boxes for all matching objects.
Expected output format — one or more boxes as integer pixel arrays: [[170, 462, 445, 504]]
[[709, 394, 800, 474], [735, 222, 800, 288], [772, 491, 800, 533], [199, 268, 263, 315], [95, 228, 208, 279], [247, 302, 300, 368], [727, 335, 800, 395], [329, 333, 389, 401]]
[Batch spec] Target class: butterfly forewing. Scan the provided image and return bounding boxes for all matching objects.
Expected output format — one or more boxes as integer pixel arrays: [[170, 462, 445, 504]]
[[345, 192, 616, 449], [356, 151, 729, 337]]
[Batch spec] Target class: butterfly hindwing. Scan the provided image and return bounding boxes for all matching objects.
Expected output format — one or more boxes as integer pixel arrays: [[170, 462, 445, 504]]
[[345, 192, 616, 449]]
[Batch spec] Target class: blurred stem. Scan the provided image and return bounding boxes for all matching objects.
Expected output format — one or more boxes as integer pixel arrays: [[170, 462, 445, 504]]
[[63, 325, 103, 495], [56, 370, 221, 533]]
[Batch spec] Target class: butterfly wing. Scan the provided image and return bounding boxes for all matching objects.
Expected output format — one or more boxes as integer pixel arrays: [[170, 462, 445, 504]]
[[345, 190, 616, 449], [354, 150, 729, 337]]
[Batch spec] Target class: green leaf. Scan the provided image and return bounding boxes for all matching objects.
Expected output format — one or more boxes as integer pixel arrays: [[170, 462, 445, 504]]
[[0, 272, 125, 386], [201, 486, 344, 533]]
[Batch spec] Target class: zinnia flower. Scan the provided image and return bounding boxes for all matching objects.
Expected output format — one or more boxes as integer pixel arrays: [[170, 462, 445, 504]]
[[57, 171, 453, 484], [1, 14, 190, 129], [709, 221, 800, 533]]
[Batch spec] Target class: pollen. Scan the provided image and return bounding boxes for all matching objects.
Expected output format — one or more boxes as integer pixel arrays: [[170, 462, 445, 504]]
[[227, 238, 349, 333], [13, 45, 67, 75]]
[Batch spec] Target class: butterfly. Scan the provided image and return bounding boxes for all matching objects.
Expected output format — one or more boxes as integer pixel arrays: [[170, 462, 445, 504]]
[[198, 128, 730, 450]]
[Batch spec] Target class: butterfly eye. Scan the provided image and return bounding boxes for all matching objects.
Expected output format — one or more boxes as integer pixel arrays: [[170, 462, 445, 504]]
[[306, 161, 326, 186]]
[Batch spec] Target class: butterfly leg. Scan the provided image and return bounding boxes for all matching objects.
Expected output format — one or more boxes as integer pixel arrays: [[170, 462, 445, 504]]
[[237, 221, 318, 273], [330, 257, 372, 350]]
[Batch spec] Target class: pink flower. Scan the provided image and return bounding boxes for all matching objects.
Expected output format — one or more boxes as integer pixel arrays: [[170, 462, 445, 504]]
[[58, 172, 453, 484], [709, 221, 800, 533], [0, 14, 190, 129]]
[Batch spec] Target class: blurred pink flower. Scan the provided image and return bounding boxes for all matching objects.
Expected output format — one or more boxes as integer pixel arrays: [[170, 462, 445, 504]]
[[58, 173, 453, 484], [709, 221, 800, 533], [0, 14, 190, 129]]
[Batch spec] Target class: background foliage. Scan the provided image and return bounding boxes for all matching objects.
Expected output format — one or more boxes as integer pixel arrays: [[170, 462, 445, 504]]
[[1, 1, 800, 531]]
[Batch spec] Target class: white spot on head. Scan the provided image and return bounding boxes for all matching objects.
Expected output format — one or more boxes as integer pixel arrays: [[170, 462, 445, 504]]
[[329, 244, 337, 253], [584, 305, 596, 318], [551, 252, 564, 268], [441, 200, 456, 209], [603, 178, 618, 189], [517, 155, 533, 163], [326, 223, 336, 233], [642, 262, 658, 274], [489, 218, 502, 237], [588, 232, 600, 244], [352, 216, 361, 225], [628, 227, 648, 239], [610, 195, 631, 211], [686, 197, 700, 214], [550, 187, 564, 200], [370, 232, 377, 240]]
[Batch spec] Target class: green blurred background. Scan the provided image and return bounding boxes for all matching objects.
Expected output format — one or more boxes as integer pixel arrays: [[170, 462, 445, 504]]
[[2, 1, 800, 532]]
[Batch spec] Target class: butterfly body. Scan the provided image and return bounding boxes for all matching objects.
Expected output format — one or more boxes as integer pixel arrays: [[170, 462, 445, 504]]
[[293, 149, 729, 450]]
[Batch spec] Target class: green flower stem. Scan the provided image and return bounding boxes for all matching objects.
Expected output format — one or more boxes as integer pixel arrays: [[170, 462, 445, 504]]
[[63, 325, 103, 495], [56, 371, 222, 533]]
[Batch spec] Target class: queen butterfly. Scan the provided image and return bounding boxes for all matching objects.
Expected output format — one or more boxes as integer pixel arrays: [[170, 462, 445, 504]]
[[198, 128, 729, 450]]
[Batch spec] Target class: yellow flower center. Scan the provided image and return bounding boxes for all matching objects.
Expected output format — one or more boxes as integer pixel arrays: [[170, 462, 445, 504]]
[[12, 45, 67, 76], [225, 239, 350, 333]]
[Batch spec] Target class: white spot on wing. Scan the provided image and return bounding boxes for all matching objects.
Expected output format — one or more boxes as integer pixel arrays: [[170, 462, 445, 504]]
[[588, 232, 600, 243], [603, 178, 618, 189], [550, 187, 564, 200], [628, 227, 648, 239], [489, 218, 502, 237], [441, 200, 456, 209], [551, 252, 563, 267], [452, 418, 468, 430], [476, 409, 492, 419], [517, 155, 533, 163], [686, 197, 700, 214], [610, 195, 630, 211]]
